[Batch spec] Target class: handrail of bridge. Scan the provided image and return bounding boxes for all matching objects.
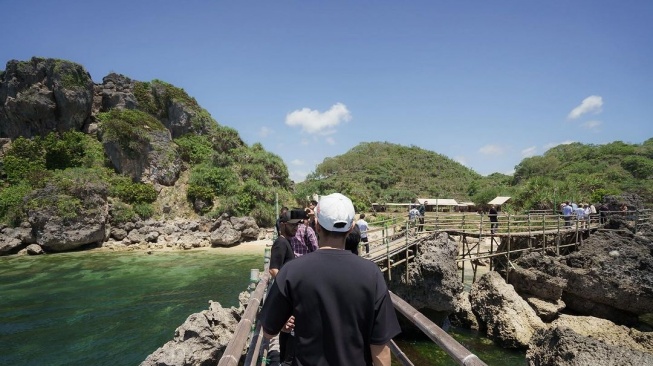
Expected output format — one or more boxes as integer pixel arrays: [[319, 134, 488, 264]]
[[390, 292, 488, 366], [217, 271, 270, 366], [218, 209, 651, 365]]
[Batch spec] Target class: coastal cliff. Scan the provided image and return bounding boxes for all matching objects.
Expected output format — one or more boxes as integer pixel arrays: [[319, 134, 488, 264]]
[[0, 57, 293, 255]]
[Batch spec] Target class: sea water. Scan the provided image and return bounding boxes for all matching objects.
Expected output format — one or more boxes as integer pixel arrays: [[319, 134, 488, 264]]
[[0, 250, 524, 365], [0, 250, 261, 366]]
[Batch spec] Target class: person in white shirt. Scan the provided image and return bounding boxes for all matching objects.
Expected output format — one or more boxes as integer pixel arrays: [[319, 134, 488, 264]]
[[357, 213, 369, 253]]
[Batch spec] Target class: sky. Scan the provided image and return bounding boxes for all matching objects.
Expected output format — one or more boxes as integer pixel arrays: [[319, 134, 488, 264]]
[[2, 1, 652, 182]]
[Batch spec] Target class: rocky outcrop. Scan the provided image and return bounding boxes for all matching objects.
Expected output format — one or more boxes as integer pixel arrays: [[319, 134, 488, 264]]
[[0, 215, 263, 255], [27, 183, 109, 252], [0, 57, 93, 138], [210, 215, 260, 247], [0, 222, 35, 255], [141, 298, 246, 366], [449, 291, 479, 330], [101, 124, 182, 186], [511, 229, 653, 325], [95, 73, 138, 112], [527, 318, 653, 366], [388, 232, 463, 315], [470, 271, 545, 348]]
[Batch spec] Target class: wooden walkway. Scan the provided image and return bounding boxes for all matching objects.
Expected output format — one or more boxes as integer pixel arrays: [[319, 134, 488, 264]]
[[218, 209, 651, 366]]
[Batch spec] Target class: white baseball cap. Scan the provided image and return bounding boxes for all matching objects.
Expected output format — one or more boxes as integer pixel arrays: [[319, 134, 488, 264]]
[[316, 193, 355, 232]]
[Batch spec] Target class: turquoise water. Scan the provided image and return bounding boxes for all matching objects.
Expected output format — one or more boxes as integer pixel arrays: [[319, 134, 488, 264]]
[[0, 250, 524, 365], [0, 250, 262, 366]]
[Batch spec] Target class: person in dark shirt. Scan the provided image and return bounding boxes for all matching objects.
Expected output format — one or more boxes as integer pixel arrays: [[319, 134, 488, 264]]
[[344, 223, 361, 255], [275, 207, 289, 238], [262, 193, 401, 366], [268, 209, 302, 365]]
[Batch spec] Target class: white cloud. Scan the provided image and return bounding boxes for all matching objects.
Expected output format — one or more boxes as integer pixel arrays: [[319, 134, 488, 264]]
[[290, 169, 309, 183], [521, 146, 537, 157], [582, 120, 602, 131], [479, 144, 505, 155], [258, 126, 272, 138], [325, 137, 336, 145], [291, 159, 304, 166], [285, 103, 352, 134], [543, 140, 575, 150], [567, 95, 603, 119], [454, 156, 468, 166]]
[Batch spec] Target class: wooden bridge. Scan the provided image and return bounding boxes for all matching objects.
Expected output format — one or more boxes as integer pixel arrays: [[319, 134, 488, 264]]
[[217, 210, 651, 366]]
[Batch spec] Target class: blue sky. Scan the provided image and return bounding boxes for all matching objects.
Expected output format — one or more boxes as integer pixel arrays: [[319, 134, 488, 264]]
[[2, 1, 652, 182]]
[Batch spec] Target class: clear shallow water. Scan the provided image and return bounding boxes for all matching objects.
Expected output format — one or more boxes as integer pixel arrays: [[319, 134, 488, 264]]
[[0, 250, 524, 366], [0, 250, 262, 366]]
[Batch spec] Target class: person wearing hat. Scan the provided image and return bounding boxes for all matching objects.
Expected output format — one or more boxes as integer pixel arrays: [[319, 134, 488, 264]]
[[267, 208, 304, 366], [261, 193, 401, 366], [269, 209, 303, 278]]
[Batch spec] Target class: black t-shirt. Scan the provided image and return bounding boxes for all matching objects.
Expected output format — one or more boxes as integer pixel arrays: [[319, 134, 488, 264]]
[[345, 224, 361, 255], [261, 249, 401, 366], [269, 235, 294, 271]]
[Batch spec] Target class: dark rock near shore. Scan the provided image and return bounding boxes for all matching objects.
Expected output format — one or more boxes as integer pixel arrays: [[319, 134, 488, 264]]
[[27, 182, 109, 252], [527, 318, 653, 366], [512, 227, 653, 325], [210, 215, 260, 247], [0, 57, 94, 139], [140, 299, 245, 366], [470, 271, 545, 348], [388, 232, 462, 314]]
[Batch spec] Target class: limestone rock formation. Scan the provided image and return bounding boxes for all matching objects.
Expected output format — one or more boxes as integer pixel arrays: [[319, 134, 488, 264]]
[[210, 215, 260, 247], [470, 271, 545, 348], [388, 232, 463, 314], [0, 222, 35, 255], [512, 228, 653, 325], [27, 183, 109, 252], [0, 57, 93, 138], [527, 323, 653, 366], [140, 300, 244, 366]]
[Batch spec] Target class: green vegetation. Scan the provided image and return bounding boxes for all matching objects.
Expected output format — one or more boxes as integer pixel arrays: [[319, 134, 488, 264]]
[[508, 140, 653, 210], [296, 140, 653, 214], [0, 131, 150, 225], [97, 109, 166, 157], [53, 60, 90, 89], [296, 142, 483, 211]]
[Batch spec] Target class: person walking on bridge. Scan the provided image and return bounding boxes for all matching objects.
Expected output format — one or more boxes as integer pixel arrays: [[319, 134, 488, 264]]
[[261, 193, 401, 366], [488, 205, 498, 234]]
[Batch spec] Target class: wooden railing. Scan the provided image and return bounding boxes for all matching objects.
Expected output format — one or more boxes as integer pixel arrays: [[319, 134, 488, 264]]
[[218, 209, 651, 365]]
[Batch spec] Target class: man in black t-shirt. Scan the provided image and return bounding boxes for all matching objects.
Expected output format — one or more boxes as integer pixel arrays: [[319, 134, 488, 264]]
[[268, 209, 303, 365], [269, 209, 300, 278], [262, 193, 401, 366]]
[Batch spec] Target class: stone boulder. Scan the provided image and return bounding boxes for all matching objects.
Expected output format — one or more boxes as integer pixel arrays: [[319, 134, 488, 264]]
[[0, 236, 23, 255], [229, 216, 260, 240], [27, 183, 109, 252], [527, 316, 653, 366], [210, 221, 242, 247], [449, 291, 479, 330], [95, 73, 138, 112], [26, 244, 44, 255], [470, 271, 545, 348], [210, 215, 260, 247], [513, 230, 653, 325], [508, 261, 567, 302], [0, 57, 93, 138], [389, 232, 463, 314], [140, 300, 242, 366], [0, 222, 35, 255], [101, 123, 182, 186]]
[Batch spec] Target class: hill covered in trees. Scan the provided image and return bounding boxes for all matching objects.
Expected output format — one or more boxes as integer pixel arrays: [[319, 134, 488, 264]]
[[296, 140, 653, 212], [1, 58, 651, 233], [0, 57, 295, 229]]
